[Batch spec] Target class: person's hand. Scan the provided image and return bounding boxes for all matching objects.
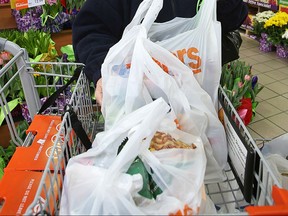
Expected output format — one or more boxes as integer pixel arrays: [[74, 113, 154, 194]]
[[95, 78, 103, 106]]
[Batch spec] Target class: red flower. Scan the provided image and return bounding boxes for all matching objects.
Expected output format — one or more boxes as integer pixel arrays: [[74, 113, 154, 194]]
[[237, 98, 253, 126], [60, 0, 66, 8]]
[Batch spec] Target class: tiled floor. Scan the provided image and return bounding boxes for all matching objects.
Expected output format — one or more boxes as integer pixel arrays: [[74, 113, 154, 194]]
[[239, 34, 288, 141]]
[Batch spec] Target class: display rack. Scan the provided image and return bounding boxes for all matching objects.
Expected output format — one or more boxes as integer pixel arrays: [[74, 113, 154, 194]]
[[241, 0, 279, 37]]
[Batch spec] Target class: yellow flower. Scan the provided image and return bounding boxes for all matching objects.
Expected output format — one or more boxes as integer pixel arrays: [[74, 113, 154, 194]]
[[264, 11, 288, 28]]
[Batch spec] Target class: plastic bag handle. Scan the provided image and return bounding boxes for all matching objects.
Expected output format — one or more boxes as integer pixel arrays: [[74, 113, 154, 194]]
[[141, 0, 163, 31], [123, 0, 163, 35], [104, 98, 170, 183], [197, 0, 217, 28]]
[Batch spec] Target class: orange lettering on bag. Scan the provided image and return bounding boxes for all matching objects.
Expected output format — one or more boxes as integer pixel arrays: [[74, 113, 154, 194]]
[[169, 204, 193, 216], [174, 47, 201, 74], [176, 49, 187, 63], [174, 119, 182, 130], [187, 47, 201, 74], [152, 57, 169, 73]]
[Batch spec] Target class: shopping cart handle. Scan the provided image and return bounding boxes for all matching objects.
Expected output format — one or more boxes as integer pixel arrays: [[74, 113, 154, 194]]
[[246, 186, 288, 215], [0, 37, 7, 52]]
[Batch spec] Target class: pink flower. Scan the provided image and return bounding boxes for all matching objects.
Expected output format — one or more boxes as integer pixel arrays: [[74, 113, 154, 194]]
[[46, 0, 57, 5], [244, 74, 251, 81], [0, 58, 3, 65], [238, 82, 244, 88], [0, 52, 11, 61]]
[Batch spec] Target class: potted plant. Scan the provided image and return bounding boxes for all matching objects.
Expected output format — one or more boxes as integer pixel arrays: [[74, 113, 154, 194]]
[[264, 11, 288, 58], [220, 60, 264, 126], [12, 0, 71, 33], [252, 10, 275, 52]]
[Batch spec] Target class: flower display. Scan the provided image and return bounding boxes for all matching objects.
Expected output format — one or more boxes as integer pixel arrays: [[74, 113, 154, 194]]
[[253, 10, 275, 38], [63, 0, 86, 13], [220, 60, 263, 125], [0, 0, 9, 4], [41, 0, 71, 33], [282, 28, 288, 47], [11, 0, 74, 33], [264, 11, 288, 46], [0, 29, 73, 125], [12, 7, 43, 32]]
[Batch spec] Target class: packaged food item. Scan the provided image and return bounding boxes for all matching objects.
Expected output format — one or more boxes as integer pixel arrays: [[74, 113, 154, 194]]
[[150, 131, 197, 151]]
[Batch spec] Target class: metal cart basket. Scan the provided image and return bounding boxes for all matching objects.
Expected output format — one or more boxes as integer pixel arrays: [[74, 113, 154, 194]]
[[0, 38, 286, 215]]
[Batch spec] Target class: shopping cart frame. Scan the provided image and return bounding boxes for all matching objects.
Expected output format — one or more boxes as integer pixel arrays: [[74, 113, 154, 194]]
[[0, 38, 98, 215], [0, 38, 286, 215], [203, 86, 282, 214]]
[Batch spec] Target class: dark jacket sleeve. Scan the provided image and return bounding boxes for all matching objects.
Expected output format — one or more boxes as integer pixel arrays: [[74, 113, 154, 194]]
[[73, 0, 248, 85], [72, 0, 141, 85], [217, 0, 248, 33]]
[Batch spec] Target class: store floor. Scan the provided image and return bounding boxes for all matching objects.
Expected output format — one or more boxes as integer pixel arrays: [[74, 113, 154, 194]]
[[239, 34, 288, 142]]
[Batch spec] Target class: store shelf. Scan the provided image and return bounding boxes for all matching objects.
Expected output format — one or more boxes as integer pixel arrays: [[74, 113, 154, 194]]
[[51, 29, 73, 53], [243, 0, 279, 11], [0, 3, 17, 30]]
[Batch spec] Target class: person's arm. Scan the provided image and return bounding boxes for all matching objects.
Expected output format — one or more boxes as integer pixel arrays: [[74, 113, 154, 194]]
[[216, 0, 248, 33], [72, 0, 129, 85]]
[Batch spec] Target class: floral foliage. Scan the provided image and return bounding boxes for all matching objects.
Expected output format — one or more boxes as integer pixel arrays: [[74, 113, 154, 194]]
[[11, 0, 76, 33], [220, 60, 264, 125], [264, 11, 288, 46], [12, 6, 43, 32], [0, 0, 9, 4], [281, 29, 288, 48], [253, 10, 275, 38]]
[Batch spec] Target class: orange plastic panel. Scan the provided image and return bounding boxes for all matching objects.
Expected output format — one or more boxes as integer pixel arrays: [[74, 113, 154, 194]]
[[0, 170, 61, 215], [246, 186, 288, 215], [5, 115, 66, 171]]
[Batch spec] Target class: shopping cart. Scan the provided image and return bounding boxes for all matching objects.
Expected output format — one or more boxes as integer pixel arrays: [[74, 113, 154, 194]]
[[0, 38, 287, 215], [0, 38, 101, 215]]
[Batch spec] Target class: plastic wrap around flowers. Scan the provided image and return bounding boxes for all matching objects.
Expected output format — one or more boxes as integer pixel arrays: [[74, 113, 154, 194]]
[[220, 60, 264, 125]]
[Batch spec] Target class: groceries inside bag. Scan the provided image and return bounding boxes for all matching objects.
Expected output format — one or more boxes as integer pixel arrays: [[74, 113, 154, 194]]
[[102, 14, 227, 183], [60, 98, 207, 215], [125, 0, 222, 110]]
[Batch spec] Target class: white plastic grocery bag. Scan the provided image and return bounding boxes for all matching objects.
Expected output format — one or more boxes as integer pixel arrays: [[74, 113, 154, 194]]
[[60, 98, 206, 215], [60, 98, 168, 215], [124, 0, 226, 182], [126, 0, 222, 109], [130, 34, 226, 182], [101, 0, 226, 183]]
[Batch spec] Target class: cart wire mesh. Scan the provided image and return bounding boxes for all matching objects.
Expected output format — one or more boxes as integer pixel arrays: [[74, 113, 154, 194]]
[[0, 38, 100, 215], [0, 38, 285, 215], [204, 86, 283, 214]]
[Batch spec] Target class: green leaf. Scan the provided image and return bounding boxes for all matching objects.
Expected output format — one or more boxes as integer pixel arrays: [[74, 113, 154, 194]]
[[60, 45, 75, 62], [0, 98, 20, 126], [0, 157, 5, 180]]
